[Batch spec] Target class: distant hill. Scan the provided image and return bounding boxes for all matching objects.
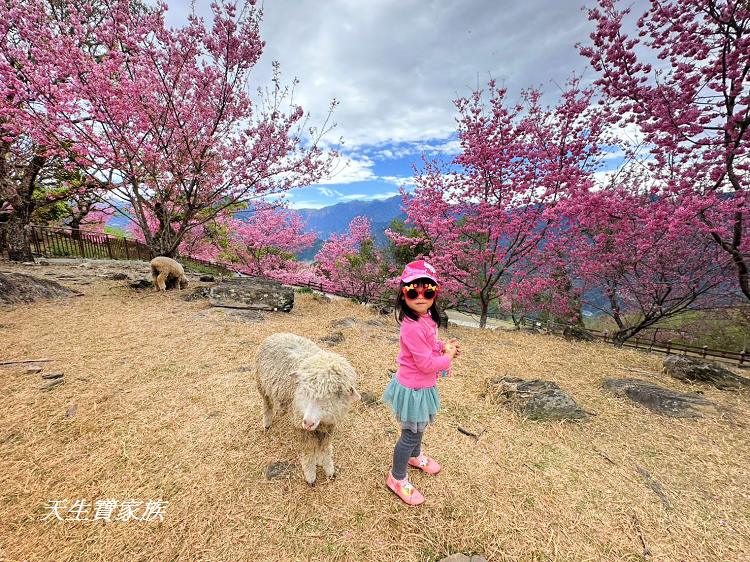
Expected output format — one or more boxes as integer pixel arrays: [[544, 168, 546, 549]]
[[296, 195, 405, 241]]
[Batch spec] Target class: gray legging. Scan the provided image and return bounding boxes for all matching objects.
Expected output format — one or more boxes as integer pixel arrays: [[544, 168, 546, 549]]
[[391, 428, 423, 480]]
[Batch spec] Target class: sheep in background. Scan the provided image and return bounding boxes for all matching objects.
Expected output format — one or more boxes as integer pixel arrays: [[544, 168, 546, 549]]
[[150, 256, 189, 291], [256, 332, 360, 485]]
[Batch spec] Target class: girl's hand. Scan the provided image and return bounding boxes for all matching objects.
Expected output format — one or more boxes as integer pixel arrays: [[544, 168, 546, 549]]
[[447, 338, 461, 357], [443, 343, 458, 359]]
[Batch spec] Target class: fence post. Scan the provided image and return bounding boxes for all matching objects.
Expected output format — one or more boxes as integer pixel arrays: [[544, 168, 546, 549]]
[[76, 229, 85, 258], [702, 346, 708, 358], [603, 330, 608, 343], [666, 340, 672, 355], [740, 348, 748, 367], [634, 337, 639, 349], [105, 235, 113, 259]]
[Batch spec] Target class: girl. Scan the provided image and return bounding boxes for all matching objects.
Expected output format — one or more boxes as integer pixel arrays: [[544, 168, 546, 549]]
[[382, 260, 460, 506]]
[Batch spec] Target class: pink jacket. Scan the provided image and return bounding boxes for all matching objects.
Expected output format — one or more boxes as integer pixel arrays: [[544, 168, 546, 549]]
[[396, 314, 451, 390]]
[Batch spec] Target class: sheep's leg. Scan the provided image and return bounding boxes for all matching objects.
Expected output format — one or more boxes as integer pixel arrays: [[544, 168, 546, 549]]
[[301, 451, 317, 485], [321, 442, 335, 479], [155, 271, 168, 291], [260, 393, 274, 430]]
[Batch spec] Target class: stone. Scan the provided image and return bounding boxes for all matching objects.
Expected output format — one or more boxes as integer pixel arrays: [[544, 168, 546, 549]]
[[438, 555, 487, 562], [264, 462, 296, 480], [360, 391, 380, 406], [199, 275, 215, 282], [487, 376, 589, 421], [130, 278, 153, 290], [209, 277, 294, 312], [37, 258, 50, 266], [602, 378, 721, 418], [42, 378, 64, 390], [181, 286, 211, 301], [25, 366, 43, 374], [41, 372, 64, 380], [65, 404, 77, 418], [0, 272, 78, 304], [330, 317, 357, 329], [320, 331, 345, 346], [107, 272, 129, 281], [662, 355, 750, 390]]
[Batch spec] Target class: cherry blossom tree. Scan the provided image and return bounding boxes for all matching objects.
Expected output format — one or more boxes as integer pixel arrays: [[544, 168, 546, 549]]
[[316, 216, 395, 303], [390, 80, 607, 327], [0, 0, 137, 260], [1, 0, 333, 260], [560, 184, 732, 344], [130, 203, 315, 277], [580, 0, 750, 301]]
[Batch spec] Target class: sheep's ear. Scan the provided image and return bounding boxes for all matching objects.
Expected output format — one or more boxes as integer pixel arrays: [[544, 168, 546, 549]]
[[349, 387, 361, 402]]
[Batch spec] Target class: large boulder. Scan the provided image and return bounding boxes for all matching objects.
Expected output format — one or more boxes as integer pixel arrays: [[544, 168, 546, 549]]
[[662, 355, 750, 390], [602, 378, 721, 418], [0, 272, 78, 304], [487, 376, 589, 421], [209, 277, 294, 312]]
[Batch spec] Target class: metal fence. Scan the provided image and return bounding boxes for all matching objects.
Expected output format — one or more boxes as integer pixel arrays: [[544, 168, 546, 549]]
[[28, 225, 152, 261], [518, 317, 748, 367]]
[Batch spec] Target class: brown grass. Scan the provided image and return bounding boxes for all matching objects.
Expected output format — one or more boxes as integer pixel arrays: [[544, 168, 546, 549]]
[[1, 263, 749, 562]]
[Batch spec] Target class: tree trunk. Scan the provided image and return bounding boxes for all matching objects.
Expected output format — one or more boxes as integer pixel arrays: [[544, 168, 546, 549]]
[[479, 296, 489, 329], [5, 212, 33, 261]]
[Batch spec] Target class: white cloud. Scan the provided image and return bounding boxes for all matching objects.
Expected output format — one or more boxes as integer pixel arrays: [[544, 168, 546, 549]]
[[165, 0, 651, 150], [338, 192, 400, 202], [315, 152, 376, 185], [379, 176, 416, 188]]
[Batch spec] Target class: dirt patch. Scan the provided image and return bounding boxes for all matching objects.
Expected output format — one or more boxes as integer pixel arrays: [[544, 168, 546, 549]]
[[0, 259, 748, 561]]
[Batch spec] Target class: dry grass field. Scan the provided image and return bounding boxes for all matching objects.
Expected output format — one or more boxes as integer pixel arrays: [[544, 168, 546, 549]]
[[1, 261, 749, 562]]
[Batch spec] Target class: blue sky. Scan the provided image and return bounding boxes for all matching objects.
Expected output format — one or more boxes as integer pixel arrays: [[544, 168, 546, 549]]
[[163, 0, 646, 209]]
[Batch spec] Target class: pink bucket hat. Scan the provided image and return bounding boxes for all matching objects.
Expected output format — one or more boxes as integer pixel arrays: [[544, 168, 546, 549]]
[[400, 260, 439, 284]]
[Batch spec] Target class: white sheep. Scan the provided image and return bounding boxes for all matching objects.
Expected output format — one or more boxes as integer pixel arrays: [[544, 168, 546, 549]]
[[255, 332, 360, 485], [149, 256, 188, 291]]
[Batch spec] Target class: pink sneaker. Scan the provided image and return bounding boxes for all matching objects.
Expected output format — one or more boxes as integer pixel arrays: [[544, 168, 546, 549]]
[[408, 453, 441, 475], [386, 472, 424, 506]]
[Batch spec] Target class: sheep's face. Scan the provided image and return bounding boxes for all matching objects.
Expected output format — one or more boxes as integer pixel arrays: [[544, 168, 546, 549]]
[[293, 356, 360, 431], [179, 276, 189, 290]]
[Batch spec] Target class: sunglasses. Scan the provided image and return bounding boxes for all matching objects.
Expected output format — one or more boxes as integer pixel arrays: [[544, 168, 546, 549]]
[[402, 283, 440, 300]]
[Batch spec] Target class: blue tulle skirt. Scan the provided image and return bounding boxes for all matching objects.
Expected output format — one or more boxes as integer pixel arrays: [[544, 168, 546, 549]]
[[382, 376, 440, 432]]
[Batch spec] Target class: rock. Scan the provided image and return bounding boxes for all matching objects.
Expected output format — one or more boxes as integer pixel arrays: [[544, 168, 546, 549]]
[[662, 355, 750, 390], [438, 555, 487, 562], [37, 258, 50, 266], [41, 378, 64, 390], [0, 272, 78, 304], [25, 366, 43, 374], [563, 325, 595, 342], [360, 391, 380, 406], [130, 278, 153, 290], [330, 317, 357, 329], [41, 372, 64, 380], [487, 376, 589, 421], [209, 277, 294, 312], [602, 378, 721, 418], [107, 272, 129, 281], [377, 304, 393, 315], [65, 404, 77, 418], [181, 286, 211, 301], [365, 318, 387, 328], [199, 275, 215, 282], [264, 462, 295, 480], [320, 331, 345, 346], [311, 292, 332, 303]]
